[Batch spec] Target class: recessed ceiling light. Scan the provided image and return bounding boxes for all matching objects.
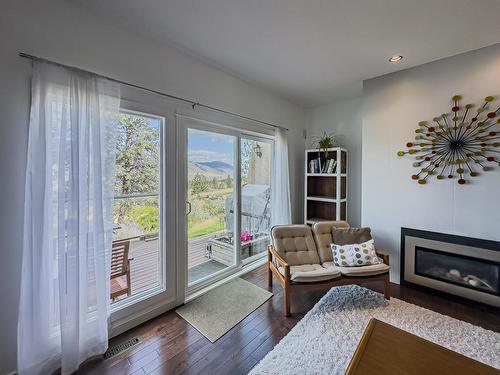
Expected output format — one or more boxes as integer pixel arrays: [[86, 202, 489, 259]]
[[389, 55, 403, 63]]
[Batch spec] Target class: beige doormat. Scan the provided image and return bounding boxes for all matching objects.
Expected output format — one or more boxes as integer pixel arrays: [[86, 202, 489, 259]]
[[176, 278, 273, 342]]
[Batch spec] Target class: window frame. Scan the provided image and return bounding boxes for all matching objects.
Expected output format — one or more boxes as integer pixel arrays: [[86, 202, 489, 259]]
[[110, 108, 166, 311], [177, 113, 276, 295], [239, 135, 275, 266]]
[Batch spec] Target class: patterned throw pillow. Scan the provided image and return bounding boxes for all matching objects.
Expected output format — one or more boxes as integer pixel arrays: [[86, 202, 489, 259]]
[[330, 239, 381, 267]]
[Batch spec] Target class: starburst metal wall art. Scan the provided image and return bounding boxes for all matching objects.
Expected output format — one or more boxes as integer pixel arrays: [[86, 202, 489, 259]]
[[397, 95, 500, 185]]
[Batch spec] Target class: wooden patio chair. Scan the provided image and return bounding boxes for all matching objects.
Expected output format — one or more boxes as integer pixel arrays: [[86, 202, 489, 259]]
[[110, 240, 132, 301]]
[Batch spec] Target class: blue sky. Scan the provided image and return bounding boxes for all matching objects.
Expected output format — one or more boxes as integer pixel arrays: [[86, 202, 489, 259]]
[[188, 128, 235, 164], [148, 118, 160, 128]]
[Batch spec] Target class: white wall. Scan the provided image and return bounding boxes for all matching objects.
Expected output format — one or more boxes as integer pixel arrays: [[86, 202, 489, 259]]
[[362, 43, 500, 283], [0, 0, 305, 372], [306, 98, 362, 226]]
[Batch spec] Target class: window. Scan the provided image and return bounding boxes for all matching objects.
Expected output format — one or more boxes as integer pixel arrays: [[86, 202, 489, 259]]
[[180, 114, 275, 289], [240, 137, 273, 263], [187, 128, 237, 284], [111, 110, 164, 303]]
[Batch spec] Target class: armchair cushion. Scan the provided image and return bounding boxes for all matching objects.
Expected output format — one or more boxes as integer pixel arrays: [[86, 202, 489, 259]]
[[330, 239, 381, 267], [272, 225, 320, 266], [312, 221, 350, 263], [278, 264, 341, 283], [323, 261, 390, 276], [331, 227, 372, 245]]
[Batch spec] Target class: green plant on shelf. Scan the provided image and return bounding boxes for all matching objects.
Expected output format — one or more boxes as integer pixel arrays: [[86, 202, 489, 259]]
[[310, 130, 336, 159]]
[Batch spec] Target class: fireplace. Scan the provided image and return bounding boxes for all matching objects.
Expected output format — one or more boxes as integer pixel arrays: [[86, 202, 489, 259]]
[[415, 247, 499, 295], [401, 228, 500, 307]]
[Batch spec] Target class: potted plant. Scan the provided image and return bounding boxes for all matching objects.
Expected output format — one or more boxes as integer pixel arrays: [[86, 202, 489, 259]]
[[311, 131, 336, 159]]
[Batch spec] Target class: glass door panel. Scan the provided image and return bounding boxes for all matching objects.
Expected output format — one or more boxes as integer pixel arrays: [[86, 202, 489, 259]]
[[187, 128, 237, 285], [111, 111, 164, 303], [240, 138, 272, 263]]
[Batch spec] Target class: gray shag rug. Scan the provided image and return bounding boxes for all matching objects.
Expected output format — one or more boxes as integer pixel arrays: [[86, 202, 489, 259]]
[[176, 278, 272, 342], [250, 285, 500, 374]]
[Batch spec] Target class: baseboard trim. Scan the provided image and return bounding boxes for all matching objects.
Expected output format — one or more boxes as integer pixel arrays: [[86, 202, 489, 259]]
[[109, 297, 181, 338]]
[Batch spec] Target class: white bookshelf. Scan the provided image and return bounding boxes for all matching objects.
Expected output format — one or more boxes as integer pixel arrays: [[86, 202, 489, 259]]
[[304, 147, 348, 225]]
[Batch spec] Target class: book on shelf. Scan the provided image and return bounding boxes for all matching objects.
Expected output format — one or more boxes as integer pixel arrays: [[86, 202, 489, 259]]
[[309, 160, 314, 173], [323, 159, 337, 174], [309, 159, 320, 173], [322, 159, 329, 173], [309, 160, 315, 173], [308, 158, 337, 174], [328, 159, 337, 174]]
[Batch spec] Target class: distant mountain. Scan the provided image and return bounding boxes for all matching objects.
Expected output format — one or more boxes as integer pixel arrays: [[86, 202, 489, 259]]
[[188, 160, 233, 180], [197, 161, 233, 171]]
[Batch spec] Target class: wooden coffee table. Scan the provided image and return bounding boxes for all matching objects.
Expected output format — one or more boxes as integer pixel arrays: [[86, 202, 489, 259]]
[[345, 318, 498, 375]]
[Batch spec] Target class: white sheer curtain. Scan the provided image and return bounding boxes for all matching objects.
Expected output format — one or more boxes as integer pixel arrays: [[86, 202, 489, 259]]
[[271, 127, 292, 226], [18, 62, 121, 375]]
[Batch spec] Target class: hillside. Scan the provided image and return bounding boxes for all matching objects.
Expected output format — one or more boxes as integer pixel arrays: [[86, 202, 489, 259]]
[[188, 160, 233, 180]]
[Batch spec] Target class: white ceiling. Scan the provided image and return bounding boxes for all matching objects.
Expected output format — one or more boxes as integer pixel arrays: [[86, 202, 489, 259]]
[[75, 0, 500, 107]]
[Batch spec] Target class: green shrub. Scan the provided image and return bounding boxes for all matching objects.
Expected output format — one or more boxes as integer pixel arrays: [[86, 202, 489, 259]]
[[129, 205, 159, 234]]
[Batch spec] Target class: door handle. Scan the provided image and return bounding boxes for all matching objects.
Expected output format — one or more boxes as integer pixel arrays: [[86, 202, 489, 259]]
[[186, 201, 192, 215]]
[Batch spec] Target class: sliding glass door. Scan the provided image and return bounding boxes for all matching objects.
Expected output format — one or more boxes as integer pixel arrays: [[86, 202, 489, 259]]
[[240, 137, 273, 264], [186, 128, 237, 284], [180, 116, 274, 291]]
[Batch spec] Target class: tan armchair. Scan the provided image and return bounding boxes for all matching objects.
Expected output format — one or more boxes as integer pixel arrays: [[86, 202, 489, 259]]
[[268, 221, 390, 316]]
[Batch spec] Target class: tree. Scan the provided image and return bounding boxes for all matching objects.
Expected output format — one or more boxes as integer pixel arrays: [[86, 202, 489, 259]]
[[114, 114, 160, 222], [225, 175, 233, 189], [211, 177, 219, 189], [115, 114, 159, 195], [240, 139, 253, 178], [191, 174, 210, 194]]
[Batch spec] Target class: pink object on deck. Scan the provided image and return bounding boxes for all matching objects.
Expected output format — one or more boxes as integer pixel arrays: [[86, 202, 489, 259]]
[[241, 231, 251, 242]]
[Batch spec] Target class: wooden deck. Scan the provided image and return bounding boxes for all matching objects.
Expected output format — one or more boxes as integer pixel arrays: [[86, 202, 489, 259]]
[[115, 232, 223, 299], [115, 232, 269, 300], [188, 232, 225, 268], [126, 237, 161, 296]]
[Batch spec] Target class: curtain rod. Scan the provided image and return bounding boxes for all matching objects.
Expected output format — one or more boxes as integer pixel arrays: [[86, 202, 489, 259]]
[[18, 52, 288, 132]]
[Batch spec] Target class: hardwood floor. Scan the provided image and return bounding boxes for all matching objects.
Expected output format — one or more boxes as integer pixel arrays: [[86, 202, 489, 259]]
[[77, 265, 500, 375]]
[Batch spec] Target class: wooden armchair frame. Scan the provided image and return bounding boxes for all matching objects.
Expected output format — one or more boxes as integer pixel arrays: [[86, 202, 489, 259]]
[[110, 240, 132, 301], [268, 245, 390, 316]]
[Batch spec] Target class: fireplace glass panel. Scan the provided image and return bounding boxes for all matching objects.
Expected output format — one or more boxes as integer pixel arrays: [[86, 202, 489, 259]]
[[415, 246, 499, 296]]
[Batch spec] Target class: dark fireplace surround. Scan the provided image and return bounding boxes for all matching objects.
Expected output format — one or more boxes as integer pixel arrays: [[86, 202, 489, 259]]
[[401, 228, 500, 307]]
